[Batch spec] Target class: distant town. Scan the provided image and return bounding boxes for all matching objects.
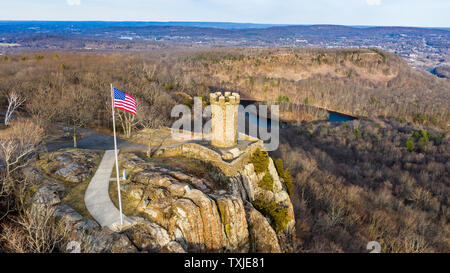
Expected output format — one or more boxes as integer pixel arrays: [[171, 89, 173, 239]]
[[0, 22, 449, 76]]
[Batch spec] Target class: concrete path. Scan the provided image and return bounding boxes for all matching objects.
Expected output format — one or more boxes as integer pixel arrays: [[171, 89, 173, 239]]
[[85, 150, 135, 232]]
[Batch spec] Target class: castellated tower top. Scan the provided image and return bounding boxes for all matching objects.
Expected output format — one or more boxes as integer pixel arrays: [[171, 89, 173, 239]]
[[210, 92, 240, 148], [210, 92, 240, 105]]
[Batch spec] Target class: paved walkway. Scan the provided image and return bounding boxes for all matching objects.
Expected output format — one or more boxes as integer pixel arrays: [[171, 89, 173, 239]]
[[84, 150, 135, 231]]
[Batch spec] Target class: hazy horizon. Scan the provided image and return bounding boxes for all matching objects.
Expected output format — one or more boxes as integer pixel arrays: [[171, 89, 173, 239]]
[[0, 20, 448, 30], [2, 0, 449, 28]]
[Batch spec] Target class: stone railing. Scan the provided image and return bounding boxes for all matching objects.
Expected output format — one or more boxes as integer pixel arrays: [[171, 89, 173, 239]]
[[154, 133, 263, 176]]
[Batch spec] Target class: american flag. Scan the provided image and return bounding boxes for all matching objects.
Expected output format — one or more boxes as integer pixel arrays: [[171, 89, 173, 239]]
[[113, 88, 137, 115]]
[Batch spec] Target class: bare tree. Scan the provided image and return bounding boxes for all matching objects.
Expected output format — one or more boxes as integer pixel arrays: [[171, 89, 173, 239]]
[[4, 91, 25, 126], [0, 172, 15, 221], [63, 86, 95, 148], [0, 205, 70, 253], [117, 110, 139, 138], [0, 119, 43, 177], [143, 63, 157, 82]]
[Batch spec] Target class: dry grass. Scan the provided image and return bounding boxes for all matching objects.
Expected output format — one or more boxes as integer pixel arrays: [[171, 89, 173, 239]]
[[130, 127, 186, 147], [61, 179, 94, 219], [108, 179, 143, 217], [150, 156, 217, 183]]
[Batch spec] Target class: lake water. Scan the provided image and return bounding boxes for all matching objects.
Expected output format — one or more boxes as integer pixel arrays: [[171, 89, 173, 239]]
[[244, 110, 355, 128], [245, 112, 271, 129], [240, 100, 355, 128], [328, 111, 356, 122]]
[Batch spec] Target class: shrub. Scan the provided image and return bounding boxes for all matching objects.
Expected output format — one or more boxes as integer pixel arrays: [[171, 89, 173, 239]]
[[413, 113, 427, 124], [259, 172, 274, 191], [433, 132, 446, 145], [164, 82, 175, 91], [183, 97, 192, 109], [274, 158, 285, 177], [0, 206, 70, 253], [353, 128, 362, 138], [406, 136, 415, 152], [250, 148, 269, 174], [277, 95, 290, 103], [412, 130, 429, 152], [413, 130, 429, 143], [253, 196, 290, 234], [273, 157, 293, 196], [283, 169, 294, 197]]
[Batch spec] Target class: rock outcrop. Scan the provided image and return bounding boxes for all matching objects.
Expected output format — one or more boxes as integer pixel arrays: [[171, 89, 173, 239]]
[[39, 149, 100, 183], [120, 152, 249, 252], [125, 216, 186, 253], [31, 181, 66, 206], [216, 157, 296, 252], [245, 202, 281, 253], [28, 146, 295, 253], [119, 150, 295, 253]]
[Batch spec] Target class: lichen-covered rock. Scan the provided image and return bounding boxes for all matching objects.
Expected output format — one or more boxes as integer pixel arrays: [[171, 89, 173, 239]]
[[74, 218, 100, 231], [31, 182, 66, 206], [37, 147, 295, 254], [41, 149, 100, 183], [182, 189, 227, 251], [210, 194, 249, 252], [120, 152, 146, 170], [120, 153, 249, 253], [126, 216, 174, 253], [54, 204, 83, 225], [110, 233, 139, 253], [225, 158, 296, 252], [22, 166, 45, 182], [237, 163, 261, 202], [244, 202, 281, 253], [164, 241, 186, 253], [87, 229, 138, 253]]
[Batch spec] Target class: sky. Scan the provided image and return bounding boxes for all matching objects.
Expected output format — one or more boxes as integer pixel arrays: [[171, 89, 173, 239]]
[[1, 0, 449, 27]]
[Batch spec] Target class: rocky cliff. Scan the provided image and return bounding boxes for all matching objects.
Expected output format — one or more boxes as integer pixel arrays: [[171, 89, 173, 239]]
[[118, 147, 295, 253], [28, 147, 295, 253], [225, 157, 296, 252]]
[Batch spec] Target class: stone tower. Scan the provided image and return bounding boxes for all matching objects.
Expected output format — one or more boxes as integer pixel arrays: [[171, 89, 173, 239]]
[[210, 92, 240, 148]]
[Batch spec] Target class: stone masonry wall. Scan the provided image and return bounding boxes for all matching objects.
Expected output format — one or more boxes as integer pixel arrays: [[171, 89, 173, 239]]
[[210, 92, 240, 148]]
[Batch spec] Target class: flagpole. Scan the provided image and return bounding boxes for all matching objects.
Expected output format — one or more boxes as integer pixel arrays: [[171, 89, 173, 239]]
[[111, 83, 124, 226]]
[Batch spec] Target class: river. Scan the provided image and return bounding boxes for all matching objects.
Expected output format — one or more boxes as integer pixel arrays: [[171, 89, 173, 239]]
[[328, 111, 356, 122], [240, 100, 356, 129]]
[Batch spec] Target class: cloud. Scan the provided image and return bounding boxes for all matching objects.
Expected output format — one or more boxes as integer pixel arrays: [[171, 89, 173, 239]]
[[67, 0, 81, 6], [366, 0, 381, 5]]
